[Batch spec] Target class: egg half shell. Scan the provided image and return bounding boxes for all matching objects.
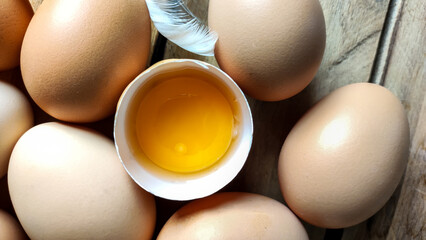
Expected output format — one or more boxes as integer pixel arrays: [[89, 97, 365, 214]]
[[8, 122, 156, 240], [158, 192, 308, 239], [278, 83, 410, 228]]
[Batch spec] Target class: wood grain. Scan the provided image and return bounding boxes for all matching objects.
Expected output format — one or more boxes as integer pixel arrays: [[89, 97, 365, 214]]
[[161, 0, 391, 239], [342, 0, 425, 239], [28, 0, 43, 11], [382, 0, 425, 238]]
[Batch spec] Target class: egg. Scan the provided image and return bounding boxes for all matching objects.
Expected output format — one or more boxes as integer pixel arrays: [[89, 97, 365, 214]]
[[157, 192, 308, 239], [208, 0, 326, 101], [0, 0, 33, 71], [8, 122, 156, 240], [0, 209, 26, 240], [21, 0, 151, 122], [278, 83, 410, 228], [0, 81, 33, 178], [114, 59, 253, 201]]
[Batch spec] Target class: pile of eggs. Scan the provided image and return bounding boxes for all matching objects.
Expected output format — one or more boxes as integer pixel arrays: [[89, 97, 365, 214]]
[[0, 0, 409, 239]]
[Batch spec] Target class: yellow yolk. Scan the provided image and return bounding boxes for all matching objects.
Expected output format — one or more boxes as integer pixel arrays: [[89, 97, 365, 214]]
[[136, 77, 234, 173]]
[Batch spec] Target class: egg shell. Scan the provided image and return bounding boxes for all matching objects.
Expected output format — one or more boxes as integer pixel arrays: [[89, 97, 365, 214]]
[[157, 192, 308, 239], [208, 0, 326, 101], [114, 59, 254, 201], [0, 0, 33, 71], [0, 81, 33, 178], [8, 122, 156, 240], [278, 83, 410, 228], [0, 209, 26, 240], [21, 0, 151, 122]]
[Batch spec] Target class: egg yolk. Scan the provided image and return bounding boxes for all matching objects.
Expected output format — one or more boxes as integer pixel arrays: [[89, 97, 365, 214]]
[[136, 77, 234, 173]]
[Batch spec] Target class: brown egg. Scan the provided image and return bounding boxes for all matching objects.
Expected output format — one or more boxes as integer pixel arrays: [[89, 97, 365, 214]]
[[0, 81, 33, 178], [278, 83, 410, 228], [0, 0, 33, 71], [8, 122, 156, 240], [0, 209, 26, 240], [21, 0, 151, 122], [158, 192, 308, 239], [208, 0, 326, 101]]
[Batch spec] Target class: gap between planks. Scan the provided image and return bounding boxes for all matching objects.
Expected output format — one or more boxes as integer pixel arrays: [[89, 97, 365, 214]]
[[369, 0, 404, 85]]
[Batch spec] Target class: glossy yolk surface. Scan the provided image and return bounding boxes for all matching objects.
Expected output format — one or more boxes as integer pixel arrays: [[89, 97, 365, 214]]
[[136, 77, 234, 173]]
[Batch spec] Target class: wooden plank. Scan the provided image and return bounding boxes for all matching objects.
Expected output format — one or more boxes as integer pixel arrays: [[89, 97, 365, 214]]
[[381, 0, 425, 238], [387, 101, 426, 240], [28, 0, 43, 11], [161, 0, 391, 239], [342, 0, 425, 239]]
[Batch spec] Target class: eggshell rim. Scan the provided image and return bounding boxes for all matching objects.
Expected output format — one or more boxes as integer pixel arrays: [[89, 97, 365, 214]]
[[114, 58, 253, 201]]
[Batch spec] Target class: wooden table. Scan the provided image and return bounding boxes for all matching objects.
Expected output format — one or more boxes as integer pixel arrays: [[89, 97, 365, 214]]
[[1, 0, 424, 239]]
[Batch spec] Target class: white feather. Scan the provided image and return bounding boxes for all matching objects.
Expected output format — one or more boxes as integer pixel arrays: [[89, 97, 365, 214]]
[[145, 0, 217, 56]]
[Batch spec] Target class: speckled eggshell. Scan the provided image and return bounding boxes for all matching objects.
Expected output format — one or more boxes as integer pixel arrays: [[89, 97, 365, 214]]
[[21, 0, 151, 122], [0, 209, 26, 240], [8, 122, 156, 240], [278, 83, 410, 228], [0, 0, 33, 71], [0, 81, 33, 178], [157, 192, 308, 240], [208, 0, 326, 101]]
